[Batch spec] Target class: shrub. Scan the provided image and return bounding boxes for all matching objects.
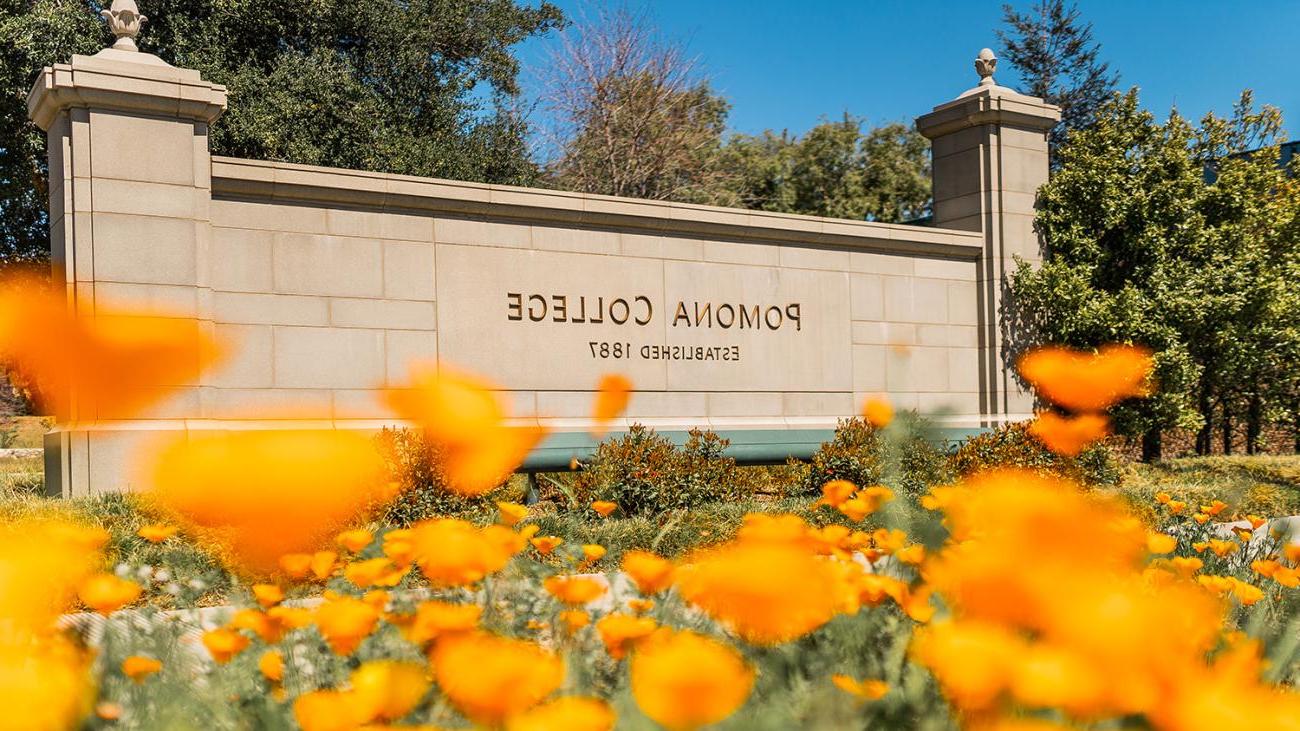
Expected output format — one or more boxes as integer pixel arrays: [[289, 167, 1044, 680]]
[[888, 418, 956, 500], [796, 418, 884, 496], [373, 427, 519, 525], [949, 421, 1121, 486], [573, 425, 753, 516]]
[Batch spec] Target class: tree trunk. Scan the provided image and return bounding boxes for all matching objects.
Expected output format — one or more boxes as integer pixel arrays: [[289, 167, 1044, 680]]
[[1246, 394, 1262, 455], [1221, 401, 1233, 456], [1195, 385, 1213, 456], [1141, 429, 1162, 463]]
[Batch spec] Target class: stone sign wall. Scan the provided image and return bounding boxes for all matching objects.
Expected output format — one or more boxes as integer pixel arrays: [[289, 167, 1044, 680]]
[[29, 39, 1058, 495]]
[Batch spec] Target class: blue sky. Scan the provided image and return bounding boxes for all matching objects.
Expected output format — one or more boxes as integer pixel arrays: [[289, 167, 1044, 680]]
[[516, 1, 1300, 141]]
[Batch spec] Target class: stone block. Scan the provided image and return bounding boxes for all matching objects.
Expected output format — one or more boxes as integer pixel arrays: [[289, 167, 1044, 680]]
[[210, 227, 273, 292], [91, 178, 201, 219], [434, 217, 531, 248], [850, 251, 915, 276], [913, 278, 949, 324], [947, 281, 979, 325], [532, 225, 621, 255], [89, 110, 195, 186], [778, 245, 850, 271], [383, 241, 436, 300], [273, 233, 382, 297], [331, 298, 435, 330], [212, 292, 328, 326], [95, 281, 198, 317], [883, 276, 915, 322], [331, 389, 386, 419], [621, 234, 703, 261], [199, 387, 333, 420], [384, 330, 438, 386], [850, 274, 884, 321], [208, 324, 273, 389], [913, 256, 977, 281], [948, 347, 981, 393], [707, 392, 783, 417], [783, 391, 854, 417], [92, 213, 196, 285], [624, 391, 708, 418], [702, 239, 780, 266], [273, 326, 385, 389], [887, 347, 949, 392], [852, 344, 888, 391], [211, 200, 328, 235]]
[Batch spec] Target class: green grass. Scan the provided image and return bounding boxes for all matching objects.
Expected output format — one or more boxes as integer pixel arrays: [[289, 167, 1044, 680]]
[[1113, 455, 1300, 522]]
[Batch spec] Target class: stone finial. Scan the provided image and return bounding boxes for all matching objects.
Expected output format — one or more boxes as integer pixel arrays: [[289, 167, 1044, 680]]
[[100, 0, 148, 52], [974, 48, 997, 86]]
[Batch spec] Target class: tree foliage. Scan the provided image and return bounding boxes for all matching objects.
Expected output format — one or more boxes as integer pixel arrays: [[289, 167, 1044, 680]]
[[1010, 89, 1300, 459], [997, 0, 1118, 160], [539, 6, 730, 202], [716, 116, 931, 223], [0, 0, 564, 264]]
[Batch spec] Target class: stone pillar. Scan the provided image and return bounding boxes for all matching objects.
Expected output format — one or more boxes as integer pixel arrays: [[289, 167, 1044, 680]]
[[27, 0, 226, 495], [916, 49, 1059, 425]]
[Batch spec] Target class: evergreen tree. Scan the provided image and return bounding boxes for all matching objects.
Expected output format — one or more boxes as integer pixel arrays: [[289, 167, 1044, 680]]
[[997, 0, 1118, 161]]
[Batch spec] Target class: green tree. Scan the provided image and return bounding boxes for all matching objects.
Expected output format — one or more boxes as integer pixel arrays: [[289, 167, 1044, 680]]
[[997, 0, 1118, 161], [1009, 90, 1300, 460], [717, 116, 931, 223], [0, 0, 564, 265]]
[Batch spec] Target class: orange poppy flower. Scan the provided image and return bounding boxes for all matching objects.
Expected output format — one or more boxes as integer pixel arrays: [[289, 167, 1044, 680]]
[[149, 430, 392, 574], [531, 535, 564, 556], [310, 551, 338, 580], [201, 628, 249, 664], [314, 596, 380, 655], [77, 574, 141, 615], [1017, 344, 1152, 412], [595, 613, 658, 659], [384, 363, 545, 496], [403, 600, 482, 645], [622, 550, 673, 595], [559, 609, 591, 634], [252, 584, 284, 608], [259, 650, 284, 683], [336, 529, 374, 553], [861, 397, 894, 429], [506, 696, 616, 731], [497, 501, 529, 527], [581, 544, 607, 564], [831, 674, 889, 701], [350, 660, 430, 723], [591, 374, 633, 437], [630, 629, 754, 730], [591, 501, 618, 518], [121, 656, 162, 682], [409, 518, 523, 587], [279, 553, 312, 579], [544, 576, 607, 606], [432, 631, 564, 725], [0, 272, 224, 419], [816, 480, 857, 508], [136, 523, 177, 544], [1027, 411, 1109, 456]]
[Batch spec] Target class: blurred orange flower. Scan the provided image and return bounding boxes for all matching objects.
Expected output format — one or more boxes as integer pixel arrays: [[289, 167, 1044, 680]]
[[581, 544, 607, 564], [831, 674, 888, 701], [402, 600, 481, 646], [409, 518, 523, 587], [816, 480, 857, 508], [1017, 344, 1152, 412], [1028, 411, 1109, 456], [336, 529, 373, 553], [77, 574, 141, 615], [497, 501, 529, 527], [136, 523, 177, 543], [350, 660, 430, 722], [676, 523, 844, 645], [384, 363, 545, 495], [591, 374, 633, 437], [381, 529, 416, 567], [121, 655, 161, 682], [630, 629, 754, 730], [310, 551, 339, 580], [344, 557, 407, 589], [314, 596, 380, 655], [201, 628, 249, 664], [559, 609, 591, 634], [544, 575, 607, 606], [591, 501, 618, 518], [506, 696, 616, 731], [0, 272, 224, 419], [0, 636, 93, 730], [293, 690, 362, 731], [149, 430, 392, 574], [595, 613, 658, 659], [251, 583, 284, 608], [0, 519, 106, 631], [861, 397, 894, 428], [432, 631, 564, 725], [531, 535, 564, 555], [259, 650, 284, 683], [622, 550, 673, 595], [279, 553, 312, 579]]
